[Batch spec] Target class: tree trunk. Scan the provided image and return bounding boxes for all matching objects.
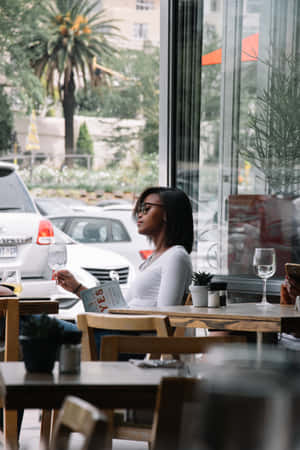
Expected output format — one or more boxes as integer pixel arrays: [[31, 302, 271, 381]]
[[62, 71, 76, 167]]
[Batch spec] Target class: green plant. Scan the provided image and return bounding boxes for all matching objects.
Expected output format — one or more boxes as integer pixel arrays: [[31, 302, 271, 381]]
[[20, 314, 64, 340], [76, 122, 94, 168], [239, 53, 300, 194], [28, 0, 120, 162], [192, 271, 213, 286]]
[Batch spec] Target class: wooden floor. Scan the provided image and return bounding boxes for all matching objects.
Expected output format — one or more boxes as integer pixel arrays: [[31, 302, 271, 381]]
[[19, 410, 148, 450]]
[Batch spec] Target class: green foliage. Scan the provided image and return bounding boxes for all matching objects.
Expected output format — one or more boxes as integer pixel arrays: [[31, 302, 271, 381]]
[[77, 46, 160, 155], [20, 314, 64, 340], [26, 0, 120, 156], [192, 271, 213, 286], [0, 0, 45, 113], [239, 54, 300, 194], [201, 25, 222, 122], [76, 122, 94, 168], [0, 87, 13, 155], [76, 83, 139, 118], [19, 156, 159, 194]]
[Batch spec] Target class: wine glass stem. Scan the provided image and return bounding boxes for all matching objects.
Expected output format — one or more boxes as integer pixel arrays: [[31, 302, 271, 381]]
[[262, 278, 268, 305]]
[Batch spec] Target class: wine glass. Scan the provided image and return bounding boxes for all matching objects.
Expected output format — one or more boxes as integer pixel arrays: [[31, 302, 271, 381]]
[[1, 268, 22, 296], [48, 244, 67, 282], [253, 248, 276, 306]]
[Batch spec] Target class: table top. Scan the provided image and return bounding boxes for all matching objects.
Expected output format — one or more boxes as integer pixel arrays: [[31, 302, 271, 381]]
[[19, 299, 59, 315], [0, 297, 59, 315], [109, 303, 300, 333], [110, 303, 300, 319], [0, 361, 179, 410]]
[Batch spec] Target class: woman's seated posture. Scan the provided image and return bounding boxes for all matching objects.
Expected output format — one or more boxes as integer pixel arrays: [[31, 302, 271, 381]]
[[56, 186, 194, 352]]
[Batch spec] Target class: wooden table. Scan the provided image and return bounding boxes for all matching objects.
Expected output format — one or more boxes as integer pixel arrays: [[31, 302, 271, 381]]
[[110, 303, 300, 351], [0, 361, 179, 448], [0, 298, 58, 449]]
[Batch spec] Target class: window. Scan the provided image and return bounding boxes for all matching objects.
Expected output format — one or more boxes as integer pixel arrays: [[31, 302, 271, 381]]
[[136, 0, 154, 11], [163, 0, 300, 298], [133, 23, 149, 40], [246, 0, 260, 13], [111, 221, 129, 242], [210, 0, 218, 12], [66, 218, 130, 243]]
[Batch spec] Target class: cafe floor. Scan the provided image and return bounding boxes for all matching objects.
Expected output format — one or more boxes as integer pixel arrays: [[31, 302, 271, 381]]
[[20, 409, 148, 449]]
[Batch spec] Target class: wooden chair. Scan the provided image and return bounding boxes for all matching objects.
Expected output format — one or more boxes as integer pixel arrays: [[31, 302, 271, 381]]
[[100, 334, 246, 361], [75, 313, 172, 447], [77, 313, 172, 361], [100, 334, 246, 447], [151, 377, 203, 450], [0, 297, 19, 450], [47, 396, 109, 450]]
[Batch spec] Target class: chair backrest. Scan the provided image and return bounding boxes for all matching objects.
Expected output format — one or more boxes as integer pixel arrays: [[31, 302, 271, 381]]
[[152, 372, 287, 450], [49, 396, 109, 450], [99, 335, 246, 361], [151, 377, 203, 450], [77, 313, 172, 360]]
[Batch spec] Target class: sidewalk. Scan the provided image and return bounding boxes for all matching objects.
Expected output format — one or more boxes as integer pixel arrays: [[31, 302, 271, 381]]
[[20, 409, 148, 449]]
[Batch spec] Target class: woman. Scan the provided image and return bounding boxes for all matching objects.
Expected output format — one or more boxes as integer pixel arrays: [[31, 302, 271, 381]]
[[56, 186, 194, 307]]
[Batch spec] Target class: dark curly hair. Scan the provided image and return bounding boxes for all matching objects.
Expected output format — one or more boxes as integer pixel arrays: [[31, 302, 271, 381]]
[[133, 186, 194, 254]]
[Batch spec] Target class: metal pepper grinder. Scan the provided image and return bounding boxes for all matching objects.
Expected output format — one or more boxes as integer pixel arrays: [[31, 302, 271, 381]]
[[59, 330, 82, 374]]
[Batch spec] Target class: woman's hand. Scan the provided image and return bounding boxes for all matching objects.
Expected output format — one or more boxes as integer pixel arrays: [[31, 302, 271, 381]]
[[55, 270, 84, 294]]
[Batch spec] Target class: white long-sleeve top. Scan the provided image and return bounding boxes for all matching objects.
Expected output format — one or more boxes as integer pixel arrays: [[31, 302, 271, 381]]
[[125, 245, 193, 307]]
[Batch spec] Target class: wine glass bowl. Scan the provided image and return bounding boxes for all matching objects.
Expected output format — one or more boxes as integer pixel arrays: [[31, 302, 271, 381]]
[[253, 248, 276, 306], [48, 244, 67, 279]]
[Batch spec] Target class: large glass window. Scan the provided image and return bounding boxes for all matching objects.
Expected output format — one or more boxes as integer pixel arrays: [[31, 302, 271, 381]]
[[164, 0, 300, 299]]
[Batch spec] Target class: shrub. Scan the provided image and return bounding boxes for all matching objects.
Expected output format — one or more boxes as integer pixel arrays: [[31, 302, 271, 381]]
[[76, 122, 94, 168]]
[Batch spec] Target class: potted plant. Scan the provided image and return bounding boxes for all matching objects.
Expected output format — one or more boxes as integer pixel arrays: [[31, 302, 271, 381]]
[[19, 314, 64, 373], [190, 271, 213, 307]]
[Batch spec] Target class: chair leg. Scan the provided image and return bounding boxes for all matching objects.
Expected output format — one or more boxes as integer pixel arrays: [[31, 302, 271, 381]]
[[4, 409, 18, 450], [40, 409, 51, 447]]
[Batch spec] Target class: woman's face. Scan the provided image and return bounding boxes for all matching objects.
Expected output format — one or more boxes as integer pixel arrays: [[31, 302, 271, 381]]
[[136, 193, 166, 237]]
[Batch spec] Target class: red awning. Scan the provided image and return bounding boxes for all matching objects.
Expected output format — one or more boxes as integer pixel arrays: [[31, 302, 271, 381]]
[[202, 32, 259, 66]]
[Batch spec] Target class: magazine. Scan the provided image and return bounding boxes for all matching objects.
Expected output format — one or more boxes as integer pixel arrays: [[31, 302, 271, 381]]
[[81, 281, 128, 313]]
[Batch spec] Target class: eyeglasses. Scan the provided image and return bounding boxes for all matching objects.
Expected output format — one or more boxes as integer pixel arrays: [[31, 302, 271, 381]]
[[136, 202, 164, 215]]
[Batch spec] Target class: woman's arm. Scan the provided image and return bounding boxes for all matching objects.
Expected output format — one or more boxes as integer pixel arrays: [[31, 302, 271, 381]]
[[55, 270, 87, 297], [157, 251, 192, 306]]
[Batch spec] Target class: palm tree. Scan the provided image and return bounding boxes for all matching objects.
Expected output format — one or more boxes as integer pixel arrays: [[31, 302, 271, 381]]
[[28, 0, 119, 164]]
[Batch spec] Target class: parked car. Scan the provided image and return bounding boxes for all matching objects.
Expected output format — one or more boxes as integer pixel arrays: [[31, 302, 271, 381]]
[[52, 226, 135, 321], [48, 207, 154, 272], [0, 162, 55, 290]]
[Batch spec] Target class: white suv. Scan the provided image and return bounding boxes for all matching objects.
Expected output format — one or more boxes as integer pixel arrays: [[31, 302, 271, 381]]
[[0, 163, 134, 313], [0, 162, 55, 285]]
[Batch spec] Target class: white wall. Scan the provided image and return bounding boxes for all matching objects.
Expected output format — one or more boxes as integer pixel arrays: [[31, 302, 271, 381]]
[[14, 115, 144, 169]]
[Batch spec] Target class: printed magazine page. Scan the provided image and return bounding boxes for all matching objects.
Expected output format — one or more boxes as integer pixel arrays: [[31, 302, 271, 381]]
[[81, 281, 128, 313]]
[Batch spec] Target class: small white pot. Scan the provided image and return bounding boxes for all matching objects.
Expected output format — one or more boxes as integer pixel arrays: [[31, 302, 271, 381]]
[[190, 285, 208, 307]]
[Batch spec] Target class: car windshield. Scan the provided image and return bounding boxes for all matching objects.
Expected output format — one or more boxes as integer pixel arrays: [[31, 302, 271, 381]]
[[0, 168, 36, 212]]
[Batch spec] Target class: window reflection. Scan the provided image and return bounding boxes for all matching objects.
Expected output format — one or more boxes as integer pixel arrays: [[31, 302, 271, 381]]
[[175, 0, 300, 283]]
